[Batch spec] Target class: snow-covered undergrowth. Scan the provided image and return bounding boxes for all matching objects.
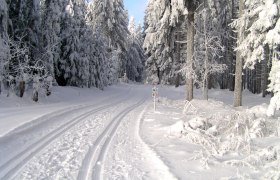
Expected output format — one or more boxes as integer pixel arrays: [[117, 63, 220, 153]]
[[164, 98, 280, 179]]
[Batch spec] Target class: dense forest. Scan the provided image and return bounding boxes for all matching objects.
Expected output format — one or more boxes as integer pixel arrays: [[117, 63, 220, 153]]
[[0, 0, 279, 115], [0, 0, 145, 100]]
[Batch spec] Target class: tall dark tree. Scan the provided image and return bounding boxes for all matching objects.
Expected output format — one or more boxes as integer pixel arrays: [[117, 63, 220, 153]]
[[185, 0, 196, 101], [233, 0, 244, 107], [0, 0, 9, 94]]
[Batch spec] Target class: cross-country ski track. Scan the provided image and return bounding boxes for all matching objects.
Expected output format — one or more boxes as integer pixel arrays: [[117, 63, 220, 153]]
[[0, 85, 177, 180], [0, 88, 133, 179]]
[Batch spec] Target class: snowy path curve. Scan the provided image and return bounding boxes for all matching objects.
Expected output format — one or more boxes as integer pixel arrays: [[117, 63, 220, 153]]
[[77, 97, 147, 180], [0, 90, 133, 180]]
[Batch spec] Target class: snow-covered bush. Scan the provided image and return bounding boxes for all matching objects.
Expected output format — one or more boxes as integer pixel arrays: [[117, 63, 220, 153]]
[[167, 120, 185, 137], [176, 99, 279, 172], [183, 100, 197, 115], [30, 61, 53, 102], [3, 38, 30, 97], [186, 117, 210, 131], [2, 37, 53, 101]]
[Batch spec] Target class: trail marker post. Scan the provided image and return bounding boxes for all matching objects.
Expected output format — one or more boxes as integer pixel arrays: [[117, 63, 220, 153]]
[[152, 86, 158, 112]]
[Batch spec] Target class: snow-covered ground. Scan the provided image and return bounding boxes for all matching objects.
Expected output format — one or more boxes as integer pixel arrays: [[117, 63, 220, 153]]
[[0, 84, 279, 179]]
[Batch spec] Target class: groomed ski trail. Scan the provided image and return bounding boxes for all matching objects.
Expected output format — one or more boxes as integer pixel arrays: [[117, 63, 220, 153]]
[[0, 89, 133, 179], [77, 97, 147, 180]]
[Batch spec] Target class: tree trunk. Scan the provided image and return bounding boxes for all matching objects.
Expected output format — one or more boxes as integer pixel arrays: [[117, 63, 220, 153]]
[[203, 77, 208, 100], [46, 85, 51, 96], [256, 62, 262, 94], [175, 29, 181, 88], [246, 68, 250, 90], [0, 77, 2, 95], [33, 90, 38, 102], [233, 0, 244, 107], [203, 10, 209, 101], [229, 0, 236, 92], [186, 1, 195, 101], [262, 44, 269, 97], [19, 81, 25, 98]]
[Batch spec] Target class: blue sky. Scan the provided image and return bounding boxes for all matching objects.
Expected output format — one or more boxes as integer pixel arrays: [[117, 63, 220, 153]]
[[123, 0, 147, 25]]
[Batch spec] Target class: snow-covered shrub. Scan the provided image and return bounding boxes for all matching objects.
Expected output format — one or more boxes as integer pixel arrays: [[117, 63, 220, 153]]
[[224, 145, 280, 178], [167, 120, 185, 137], [31, 74, 53, 102], [249, 118, 266, 138], [247, 104, 268, 118], [186, 117, 211, 131], [219, 135, 250, 155], [179, 99, 277, 171], [1, 37, 52, 100], [183, 100, 197, 115], [181, 117, 219, 155]]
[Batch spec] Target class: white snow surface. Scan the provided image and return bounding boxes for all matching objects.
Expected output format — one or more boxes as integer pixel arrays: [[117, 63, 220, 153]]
[[0, 83, 279, 179]]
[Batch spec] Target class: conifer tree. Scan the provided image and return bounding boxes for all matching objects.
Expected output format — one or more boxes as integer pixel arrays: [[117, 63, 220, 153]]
[[143, 0, 187, 84], [92, 0, 130, 81], [42, 0, 64, 79], [232, 0, 279, 107], [127, 17, 145, 82]]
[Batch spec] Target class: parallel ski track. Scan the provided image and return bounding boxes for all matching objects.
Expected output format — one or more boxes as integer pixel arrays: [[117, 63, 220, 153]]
[[77, 96, 147, 180], [2, 89, 128, 138], [0, 90, 133, 180]]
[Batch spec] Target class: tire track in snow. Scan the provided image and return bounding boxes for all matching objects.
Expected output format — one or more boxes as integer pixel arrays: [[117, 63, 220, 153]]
[[77, 97, 147, 180], [0, 91, 133, 180]]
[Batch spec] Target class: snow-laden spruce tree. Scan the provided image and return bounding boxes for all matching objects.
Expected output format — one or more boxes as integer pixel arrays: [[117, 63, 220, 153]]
[[58, 0, 80, 86], [42, 0, 108, 89], [233, 0, 279, 67], [232, 0, 280, 113], [55, 0, 99, 87], [87, 31, 108, 89], [267, 50, 280, 116], [85, 6, 110, 89], [143, 0, 188, 85], [127, 17, 145, 82], [42, 0, 64, 79], [91, 0, 130, 82], [91, 0, 129, 51]]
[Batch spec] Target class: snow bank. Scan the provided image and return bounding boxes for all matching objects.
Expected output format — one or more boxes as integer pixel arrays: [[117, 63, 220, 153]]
[[144, 91, 280, 179]]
